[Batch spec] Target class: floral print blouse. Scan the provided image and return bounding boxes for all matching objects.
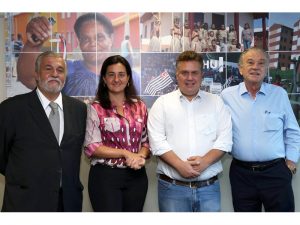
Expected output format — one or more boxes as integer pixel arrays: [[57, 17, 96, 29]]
[[84, 100, 149, 168]]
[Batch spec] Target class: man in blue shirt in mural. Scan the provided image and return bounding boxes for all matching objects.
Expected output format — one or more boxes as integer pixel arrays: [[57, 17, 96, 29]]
[[17, 13, 140, 96], [221, 47, 300, 212]]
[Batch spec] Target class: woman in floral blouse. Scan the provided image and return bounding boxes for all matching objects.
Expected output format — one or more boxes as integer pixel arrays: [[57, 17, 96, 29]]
[[84, 55, 150, 212]]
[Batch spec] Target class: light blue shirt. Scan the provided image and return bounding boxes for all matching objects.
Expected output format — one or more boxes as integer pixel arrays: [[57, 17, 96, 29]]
[[221, 82, 300, 163]]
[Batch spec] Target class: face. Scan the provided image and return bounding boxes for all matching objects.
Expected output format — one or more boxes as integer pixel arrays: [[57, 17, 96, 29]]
[[36, 56, 66, 98], [79, 20, 112, 65], [239, 49, 267, 85], [176, 61, 202, 101], [103, 63, 129, 95]]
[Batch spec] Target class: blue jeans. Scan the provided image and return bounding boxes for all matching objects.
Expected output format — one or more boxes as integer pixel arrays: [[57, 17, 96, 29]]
[[243, 40, 251, 50], [158, 178, 221, 212]]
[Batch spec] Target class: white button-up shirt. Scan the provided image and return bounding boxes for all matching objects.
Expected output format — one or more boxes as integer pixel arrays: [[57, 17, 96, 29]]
[[36, 88, 64, 144], [148, 89, 232, 181]]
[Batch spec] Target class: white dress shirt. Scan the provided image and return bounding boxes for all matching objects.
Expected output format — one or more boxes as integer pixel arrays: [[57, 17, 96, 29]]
[[36, 88, 64, 144], [148, 89, 232, 181]]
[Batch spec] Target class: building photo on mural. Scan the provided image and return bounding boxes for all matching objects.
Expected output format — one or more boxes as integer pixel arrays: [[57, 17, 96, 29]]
[[4, 12, 300, 123]]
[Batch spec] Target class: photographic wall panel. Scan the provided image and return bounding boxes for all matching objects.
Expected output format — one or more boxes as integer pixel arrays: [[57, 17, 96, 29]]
[[4, 12, 300, 122]]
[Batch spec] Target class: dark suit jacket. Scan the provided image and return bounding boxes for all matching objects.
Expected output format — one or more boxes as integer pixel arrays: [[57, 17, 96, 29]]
[[0, 90, 87, 212]]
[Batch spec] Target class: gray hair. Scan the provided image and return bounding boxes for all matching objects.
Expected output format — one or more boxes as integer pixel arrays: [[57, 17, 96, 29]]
[[35, 51, 67, 74], [238, 47, 269, 67]]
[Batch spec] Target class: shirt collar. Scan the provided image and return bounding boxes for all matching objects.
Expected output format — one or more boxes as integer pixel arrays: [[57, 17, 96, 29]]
[[239, 82, 267, 96], [177, 89, 202, 101], [36, 88, 63, 110]]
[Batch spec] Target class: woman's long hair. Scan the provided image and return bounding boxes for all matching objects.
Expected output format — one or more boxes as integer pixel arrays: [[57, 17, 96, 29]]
[[95, 55, 139, 109]]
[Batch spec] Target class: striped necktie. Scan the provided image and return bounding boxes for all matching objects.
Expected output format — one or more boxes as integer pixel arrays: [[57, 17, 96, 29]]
[[49, 102, 60, 143]]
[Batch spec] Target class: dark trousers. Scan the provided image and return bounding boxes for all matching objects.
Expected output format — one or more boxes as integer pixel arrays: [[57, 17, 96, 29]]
[[57, 188, 64, 212], [230, 159, 294, 212], [88, 164, 148, 212]]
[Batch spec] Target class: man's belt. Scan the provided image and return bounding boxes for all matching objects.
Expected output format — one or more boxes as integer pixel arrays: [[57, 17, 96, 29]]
[[232, 158, 284, 172], [158, 174, 218, 189]]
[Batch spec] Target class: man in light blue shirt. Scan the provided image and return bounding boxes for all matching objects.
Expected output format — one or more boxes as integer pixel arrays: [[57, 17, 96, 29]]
[[221, 47, 300, 212]]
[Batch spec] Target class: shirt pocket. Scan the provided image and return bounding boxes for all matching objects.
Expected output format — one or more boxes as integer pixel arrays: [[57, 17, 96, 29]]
[[264, 113, 283, 131], [196, 114, 217, 135], [133, 116, 144, 134], [104, 117, 121, 132]]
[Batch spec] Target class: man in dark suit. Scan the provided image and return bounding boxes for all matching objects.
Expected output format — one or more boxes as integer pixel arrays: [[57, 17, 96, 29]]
[[0, 51, 87, 212]]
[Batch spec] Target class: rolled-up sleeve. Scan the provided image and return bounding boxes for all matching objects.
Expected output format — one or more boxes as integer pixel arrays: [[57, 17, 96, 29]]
[[283, 93, 300, 163], [147, 97, 172, 156], [84, 104, 103, 157], [213, 96, 233, 153], [140, 102, 150, 149]]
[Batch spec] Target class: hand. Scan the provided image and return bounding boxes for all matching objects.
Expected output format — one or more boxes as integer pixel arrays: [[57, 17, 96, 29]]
[[124, 152, 146, 170], [176, 161, 200, 179], [187, 156, 209, 173], [131, 157, 146, 170], [26, 16, 51, 46], [286, 159, 297, 175]]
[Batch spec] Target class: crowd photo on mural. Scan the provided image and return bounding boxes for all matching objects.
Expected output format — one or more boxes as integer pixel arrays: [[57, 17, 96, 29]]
[[1, 12, 300, 212]]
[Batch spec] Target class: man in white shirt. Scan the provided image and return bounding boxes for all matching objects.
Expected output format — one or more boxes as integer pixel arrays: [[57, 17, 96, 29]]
[[147, 50, 232, 212]]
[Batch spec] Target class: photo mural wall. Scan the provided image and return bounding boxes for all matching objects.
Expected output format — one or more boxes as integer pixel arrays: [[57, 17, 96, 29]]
[[4, 12, 300, 123]]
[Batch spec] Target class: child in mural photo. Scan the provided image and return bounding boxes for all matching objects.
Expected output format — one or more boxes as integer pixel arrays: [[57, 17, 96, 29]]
[[149, 14, 161, 52], [191, 24, 201, 52], [242, 22, 253, 50], [183, 21, 191, 51], [170, 16, 182, 52]]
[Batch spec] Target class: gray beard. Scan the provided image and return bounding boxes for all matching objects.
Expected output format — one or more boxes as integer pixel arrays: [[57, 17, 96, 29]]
[[38, 78, 65, 94]]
